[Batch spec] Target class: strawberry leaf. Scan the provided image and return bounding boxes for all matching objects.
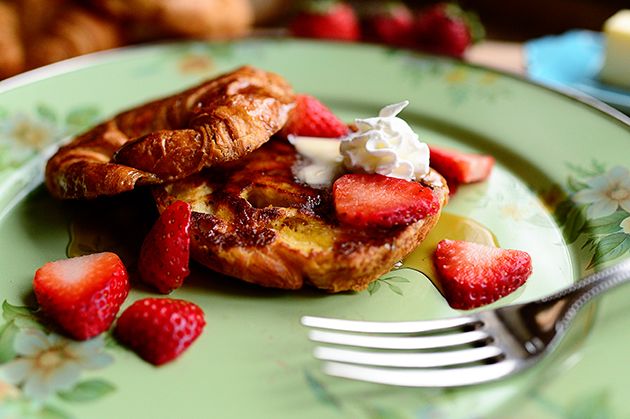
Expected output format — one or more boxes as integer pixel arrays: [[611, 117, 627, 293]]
[[463, 10, 485, 44]]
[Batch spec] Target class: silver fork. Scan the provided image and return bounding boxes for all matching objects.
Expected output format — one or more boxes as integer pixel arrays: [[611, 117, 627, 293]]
[[301, 259, 630, 387]]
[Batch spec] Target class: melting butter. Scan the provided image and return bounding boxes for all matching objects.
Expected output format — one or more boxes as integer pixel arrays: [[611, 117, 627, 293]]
[[288, 135, 343, 187]]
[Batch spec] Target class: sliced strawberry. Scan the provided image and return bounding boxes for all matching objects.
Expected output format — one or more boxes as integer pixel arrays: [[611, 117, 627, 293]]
[[138, 200, 191, 294], [33, 252, 129, 340], [333, 173, 439, 228], [429, 145, 494, 184], [363, 2, 414, 47], [289, 1, 360, 41], [434, 239, 532, 310], [115, 298, 205, 366], [279, 94, 349, 139]]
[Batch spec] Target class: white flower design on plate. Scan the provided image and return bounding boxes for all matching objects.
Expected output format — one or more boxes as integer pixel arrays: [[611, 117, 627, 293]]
[[0, 113, 59, 150], [621, 216, 630, 235], [572, 166, 630, 218], [0, 329, 113, 402]]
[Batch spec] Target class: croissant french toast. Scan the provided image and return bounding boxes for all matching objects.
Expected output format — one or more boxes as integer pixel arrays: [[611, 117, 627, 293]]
[[44, 65, 447, 292], [45, 66, 295, 199], [153, 139, 448, 292]]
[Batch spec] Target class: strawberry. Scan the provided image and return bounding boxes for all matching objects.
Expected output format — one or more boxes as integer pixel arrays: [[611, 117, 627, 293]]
[[115, 298, 206, 366], [333, 173, 439, 228], [279, 94, 349, 139], [434, 240, 532, 310], [429, 145, 494, 185], [363, 2, 414, 47], [414, 3, 484, 58], [138, 200, 191, 294], [289, 1, 360, 41], [33, 252, 129, 340]]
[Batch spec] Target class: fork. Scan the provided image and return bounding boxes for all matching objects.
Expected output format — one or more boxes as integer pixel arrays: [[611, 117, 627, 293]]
[[301, 259, 630, 387]]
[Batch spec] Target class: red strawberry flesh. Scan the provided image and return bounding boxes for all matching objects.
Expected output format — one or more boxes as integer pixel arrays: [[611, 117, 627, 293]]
[[433, 239, 532, 310], [333, 173, 440, 228], [33, 252, 130, 340], [289, 1, 359, 41], [115, 298, 206, 366], [414, 3, 473, 57], [429, 145, 494, 184], [364, 2, 414, 47], [280, 94, 348, 139], [138, 200, 191, 294]]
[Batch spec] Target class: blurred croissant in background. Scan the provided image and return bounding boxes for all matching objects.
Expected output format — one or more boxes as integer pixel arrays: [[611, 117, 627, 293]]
[[0, 0, 255, 80]]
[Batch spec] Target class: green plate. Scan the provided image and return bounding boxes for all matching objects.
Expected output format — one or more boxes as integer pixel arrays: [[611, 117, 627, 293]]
[[0, 39, 629, 419]]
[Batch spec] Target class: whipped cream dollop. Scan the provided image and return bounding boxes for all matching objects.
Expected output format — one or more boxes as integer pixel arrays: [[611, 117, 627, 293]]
[[289, 101, 431, 188], [340, 101, 430, 181]]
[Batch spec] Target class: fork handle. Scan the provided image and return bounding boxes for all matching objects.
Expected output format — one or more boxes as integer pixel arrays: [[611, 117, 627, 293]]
[[538, 259, 630, 331]]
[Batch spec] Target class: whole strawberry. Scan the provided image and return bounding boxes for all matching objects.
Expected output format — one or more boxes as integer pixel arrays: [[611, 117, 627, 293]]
[[363, 2, 414, 47], [289, 1, 360, 41], [33, 252, 130, 340], [414, 3, 484, 58], [138, 200, 191, 294], [434, 240, 532, 310], [279, 94, 349, 138], [115, 298, 206, 366]]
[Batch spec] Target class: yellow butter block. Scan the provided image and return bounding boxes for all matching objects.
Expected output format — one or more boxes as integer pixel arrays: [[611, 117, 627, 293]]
[[600, 10, 630, 89]]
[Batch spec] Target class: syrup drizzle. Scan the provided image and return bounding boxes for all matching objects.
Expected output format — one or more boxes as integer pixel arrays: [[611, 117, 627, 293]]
[[401, 212, 498, 290]]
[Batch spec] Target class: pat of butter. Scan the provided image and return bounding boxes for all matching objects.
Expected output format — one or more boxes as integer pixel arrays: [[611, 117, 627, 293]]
[[288, 135, 343, 188], [600, 10, 630, 89]]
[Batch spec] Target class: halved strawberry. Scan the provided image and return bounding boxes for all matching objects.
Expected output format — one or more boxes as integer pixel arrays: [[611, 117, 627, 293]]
[[115, 298, 205, 366], [33, 252, 129, 340], [429, 145, 494, 185], [333, 173, 439, 228], [279, 94, 349, 139], [433, 239, 532, 310], [138, 200, 191, 294]]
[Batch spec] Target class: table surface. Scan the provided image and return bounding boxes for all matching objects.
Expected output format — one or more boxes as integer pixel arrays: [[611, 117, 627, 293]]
[[465, 41, 525, 75]]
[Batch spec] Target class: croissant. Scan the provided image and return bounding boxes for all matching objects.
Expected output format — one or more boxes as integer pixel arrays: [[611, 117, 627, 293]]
[[91, 0, 253, 39], [45, 66, 295, 199], [0, 2, 25, 79]]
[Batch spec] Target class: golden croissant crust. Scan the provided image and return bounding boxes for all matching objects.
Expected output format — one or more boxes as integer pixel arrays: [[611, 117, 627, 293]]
[[45, 66, 295, 199]]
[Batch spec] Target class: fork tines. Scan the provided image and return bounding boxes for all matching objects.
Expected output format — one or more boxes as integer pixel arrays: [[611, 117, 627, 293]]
[[301, 315, 514, 387]]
